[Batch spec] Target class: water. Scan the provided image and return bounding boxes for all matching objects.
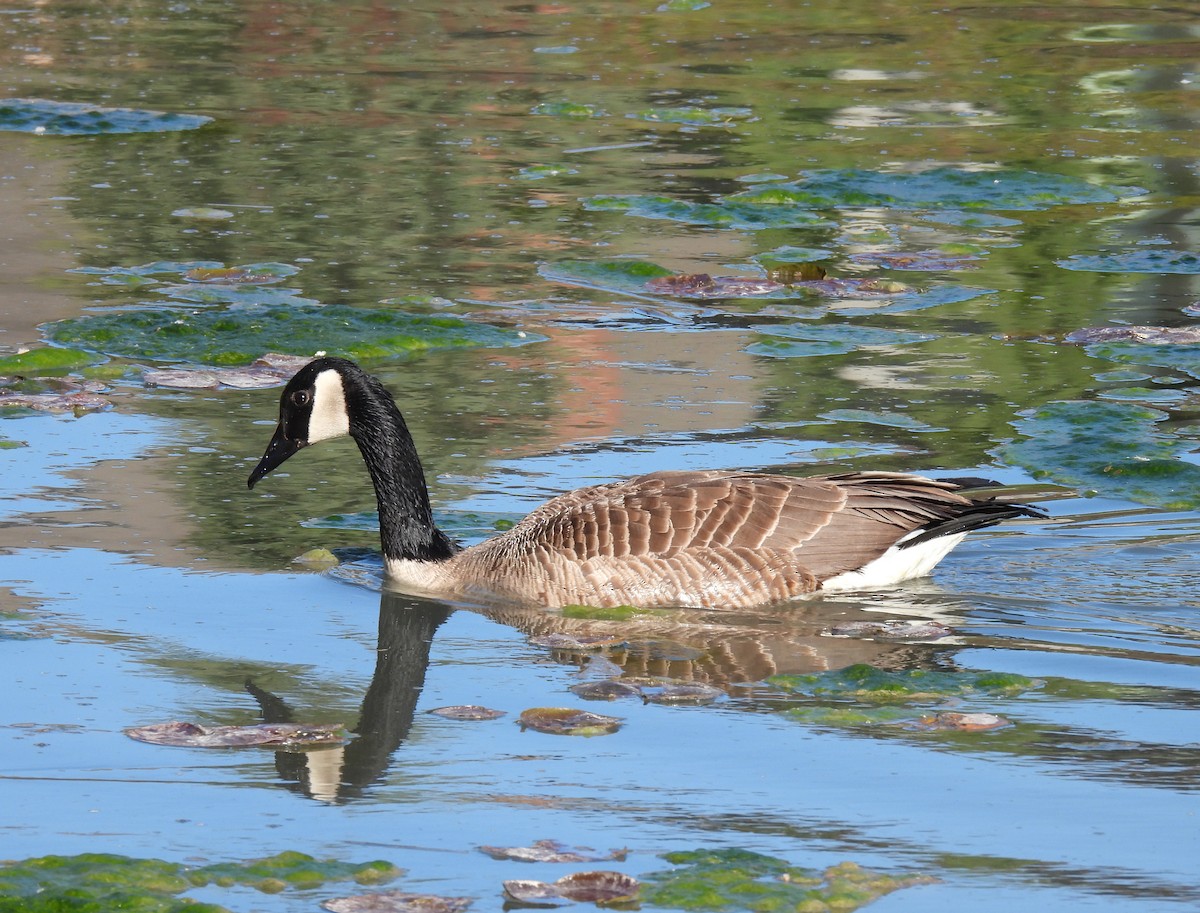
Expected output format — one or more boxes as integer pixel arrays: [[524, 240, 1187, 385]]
[[1, 1, 1198, 910]]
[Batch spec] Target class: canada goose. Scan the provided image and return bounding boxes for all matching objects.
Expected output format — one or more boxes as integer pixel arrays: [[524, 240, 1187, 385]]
[[248, 357, 1043, 609]]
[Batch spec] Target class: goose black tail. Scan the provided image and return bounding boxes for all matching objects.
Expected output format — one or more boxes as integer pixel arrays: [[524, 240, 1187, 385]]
[[898, 499, 1046, 550]]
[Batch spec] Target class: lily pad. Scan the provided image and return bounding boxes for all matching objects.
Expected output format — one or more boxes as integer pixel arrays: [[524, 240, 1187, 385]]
[[1056, 249, 1200, 274], [47, 305, 539, 366], [323, 891, 472, 913], [645, 273, 786, 299], [0, 390, 111, 413], [723, 167, 1139, 211], [124, 720, 348, 749], [849, 249, 983, 270], [517, 707, 622, 736], [745, 322, 932, 359], [905, 711, 1012, 731], [503, 871, 639, 907], [583, 194, 832, 230], [518, 164, 580, 180], [1001, 400, 1200, 509], [818, 409, 945, 432], [531, 101, 607, 118], [0, 98, 211, 134], [640, 850, 935, 912], [628, 106, 753, 127], [569, 680, 645, 701], [143, 355, 316, 390], [183, 263, 298, 284], [765, 664, 1038, 702], [480, 840, 627, 864], [427, 705, 507, 721]]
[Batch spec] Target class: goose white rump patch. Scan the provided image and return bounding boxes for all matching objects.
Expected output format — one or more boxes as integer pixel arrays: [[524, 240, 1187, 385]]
[[821, 531, 966, 592]]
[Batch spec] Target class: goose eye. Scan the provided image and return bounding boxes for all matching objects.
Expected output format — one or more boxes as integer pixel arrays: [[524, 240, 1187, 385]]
[[290, 390, 311, 407]]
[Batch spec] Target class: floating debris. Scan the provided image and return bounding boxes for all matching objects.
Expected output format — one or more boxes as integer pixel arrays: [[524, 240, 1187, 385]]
[[632, 679, 725, 706], [124, 720, 348, 749], [827, 620, 954, 640], [0, 390, 111, 413], [905, 711, 1012, 731], [569, 680, 644, 701], [502, 871, 639, 907], [323, 890, 472, 913], [517, 708, 622, 736], [479, 840, 627, 864], [1065, 325, 1200, 346]]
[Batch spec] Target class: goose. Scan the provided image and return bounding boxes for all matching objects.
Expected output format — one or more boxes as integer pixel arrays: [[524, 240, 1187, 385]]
[[247, 357, 1043, 609]]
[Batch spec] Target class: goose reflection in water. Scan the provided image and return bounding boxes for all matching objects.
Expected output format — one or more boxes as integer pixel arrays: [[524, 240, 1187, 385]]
[[248, 583, 957, 803]]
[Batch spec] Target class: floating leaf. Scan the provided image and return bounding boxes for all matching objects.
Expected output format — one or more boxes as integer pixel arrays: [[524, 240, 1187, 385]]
[[323, 891, 471, 913], [752, 245, 834, 264], [124, 720, 348, 749], [905, 711, 1012, 731], [171, 207, 235, 220], [657, 0, 711, 11], [640, 850, 935, 912], [531, 633, 628, 650], [518, 164, 580, 180], [1001, 400, 1200, 509], [850, 249, 983, 270], [0, 390, 111, 413], [427, 705, 507, 721], [143, 354, 316, 390], [47, 305, 539, 366], [632, 679, 725, 706], [723, 167, 1139, 211], [827, 620, 953, 640], [1066, 325, 1200, 346], [583, 194, 832, 230], [517, 707, 622, 736], [70, 260, 224, 279], [531, 101, 607, 118], [183, 263, 298, 284], [818, 408, 945, 432], [0, 98, 211, 134], [479, 840, 627, 864], [629, 106, 752, 127], [503, 871, 639, 906], [645, 273, 785, 299], [766, 664, 1038, 703], [569, 680, 645, 701], [0, 347, 100, 374], [1057, 249, 1200, 273]]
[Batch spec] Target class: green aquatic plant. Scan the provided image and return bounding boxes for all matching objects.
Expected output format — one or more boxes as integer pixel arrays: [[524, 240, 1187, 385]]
[[46, 305, 539, 366], [765, 664, 1038, 703], [0, 347, 100, 374], [583, 194, 832, 230], [640, 849, 936, 912], [0, 851, 400, 912], [1056, 248, 1200, 274], [1001, 400, 1200, 509]]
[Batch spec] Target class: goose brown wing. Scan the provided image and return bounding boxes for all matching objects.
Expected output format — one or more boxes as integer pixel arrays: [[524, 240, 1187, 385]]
[[485, 469, 991, 580]]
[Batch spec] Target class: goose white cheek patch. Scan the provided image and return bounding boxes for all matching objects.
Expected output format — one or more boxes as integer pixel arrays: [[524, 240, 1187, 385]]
[[307, 369, 351, 443]]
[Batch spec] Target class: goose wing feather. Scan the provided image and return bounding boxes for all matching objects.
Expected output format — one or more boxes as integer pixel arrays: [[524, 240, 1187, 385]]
[[463, 469, 982, 585]]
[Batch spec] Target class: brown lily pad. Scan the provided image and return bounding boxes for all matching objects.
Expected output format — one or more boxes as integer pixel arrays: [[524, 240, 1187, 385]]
[[0, 391, 111, 413], [850, 250, 981, 271], [322, 891, 472, 913], [143, 354, 317, 391], [645, 273, 785, 298], [479, 840, 628, 864], [828, 620, 953, 640], [905, 711, 1012, 732], [517, 708, 622, 736], [502, 871, 639, 906], [629, 679, 725, 706], [1065, 325, 1200, 346], [125, 720, 348, 749], [568, 680, 644, 702], [427, 705, 507, 721]]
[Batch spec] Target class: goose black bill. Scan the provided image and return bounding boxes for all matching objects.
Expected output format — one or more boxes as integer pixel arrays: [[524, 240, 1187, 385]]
[[247, 425, 305, 489]]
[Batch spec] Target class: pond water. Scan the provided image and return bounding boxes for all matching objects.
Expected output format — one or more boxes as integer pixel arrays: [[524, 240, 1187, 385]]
[[1, 1, 1198, 910]]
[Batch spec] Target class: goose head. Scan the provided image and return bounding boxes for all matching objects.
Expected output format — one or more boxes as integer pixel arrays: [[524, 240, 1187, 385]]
[[247, 357, 352, 489]]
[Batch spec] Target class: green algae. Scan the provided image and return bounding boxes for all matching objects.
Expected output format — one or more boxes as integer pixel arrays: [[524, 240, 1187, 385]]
[[640, 849, 935, 912], [561, 603, 672, 621], [1001, 400, 1200, 509], [765, 664, 1038, 703], [0, 347, 100, 374], [46, 305, 539, 366], [0, 851, 401, 912], [531, 101, 607, 118]]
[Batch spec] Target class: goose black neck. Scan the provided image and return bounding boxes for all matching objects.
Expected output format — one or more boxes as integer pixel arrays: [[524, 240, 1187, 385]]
[[343, 369, 458, 563]]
